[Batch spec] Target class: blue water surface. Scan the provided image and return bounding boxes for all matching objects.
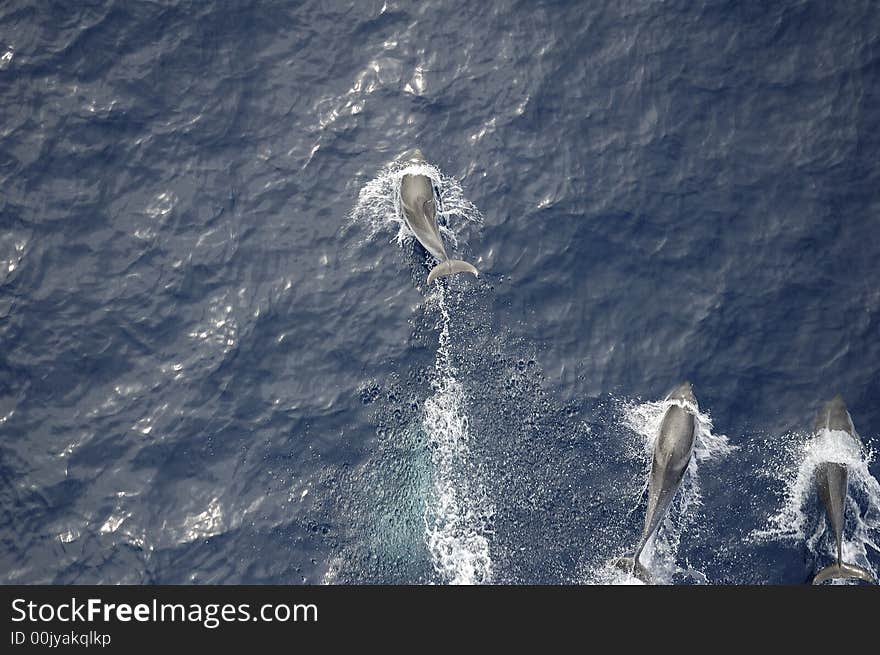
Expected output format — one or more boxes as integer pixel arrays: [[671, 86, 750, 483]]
[[1, 0, 879, 584]]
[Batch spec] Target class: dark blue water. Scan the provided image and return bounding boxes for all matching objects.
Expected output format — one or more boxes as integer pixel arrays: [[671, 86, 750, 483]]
[[2, 0, 879, 584]]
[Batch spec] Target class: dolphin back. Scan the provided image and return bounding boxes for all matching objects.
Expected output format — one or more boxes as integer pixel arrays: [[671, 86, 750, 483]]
[[623, 401, 696, 581], [398, 152, 479, 284], [400, 173, 449, 262], [813, 395, 857, 438], [642, 406, 696, 535], [427, 259, 479, 284], [816, 462, 847, 549], [812, 461, 875, 584]]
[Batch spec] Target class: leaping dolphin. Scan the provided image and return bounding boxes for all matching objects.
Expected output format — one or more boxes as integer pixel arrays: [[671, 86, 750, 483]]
[[398, 149, 479, 284], [615, 381, 698, 583], [811, 395, 876, 585]]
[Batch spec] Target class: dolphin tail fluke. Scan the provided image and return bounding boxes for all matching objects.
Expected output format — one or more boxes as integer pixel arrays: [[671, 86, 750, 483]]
[[612, 555, 653, 584], [427, 259, 479, 284], [812, 562, 876, 585]]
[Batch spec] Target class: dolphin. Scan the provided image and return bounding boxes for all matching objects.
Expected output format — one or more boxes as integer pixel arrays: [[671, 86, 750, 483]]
[[397, 149, 479, 284], [614, 381, 698, 583], [811, 395, 876, 585]]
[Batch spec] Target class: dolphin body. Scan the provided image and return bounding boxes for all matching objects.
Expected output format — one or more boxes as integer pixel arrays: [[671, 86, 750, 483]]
[[615, 382, 698, 583], [811, 396, 876, 585], [397, 149, 479, 284]]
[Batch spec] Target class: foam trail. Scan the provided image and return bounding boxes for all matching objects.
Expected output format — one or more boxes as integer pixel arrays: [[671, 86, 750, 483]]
[[422, 284, 494, 584], [751, 429, 880, 583], [350, 155, 491, 584], [588, 396, 733, 584]]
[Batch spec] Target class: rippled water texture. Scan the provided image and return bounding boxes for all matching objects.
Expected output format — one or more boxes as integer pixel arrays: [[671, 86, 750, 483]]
[[1, 1, 879, 583]]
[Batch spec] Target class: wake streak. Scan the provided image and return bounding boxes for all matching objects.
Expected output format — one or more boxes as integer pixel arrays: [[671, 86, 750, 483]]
[[350, 154, 491, 584], [422, 285, 494, 584]]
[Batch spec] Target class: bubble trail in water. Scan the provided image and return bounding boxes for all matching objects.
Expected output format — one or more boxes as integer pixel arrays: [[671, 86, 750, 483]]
[[422, 285, 494, 584], [586, 396, 733, 585], [349, 154, 491, 584], [751, 428, 880, 583]]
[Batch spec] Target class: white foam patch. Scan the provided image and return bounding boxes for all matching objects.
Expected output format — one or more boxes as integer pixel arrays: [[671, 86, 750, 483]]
[[422, 285, 494, 584], [587, 395, 733, 584], [348, 156, 482, 255], [586, 560, 647, 586], [620, 397, 734, 464], [751, 428, 880, 582]]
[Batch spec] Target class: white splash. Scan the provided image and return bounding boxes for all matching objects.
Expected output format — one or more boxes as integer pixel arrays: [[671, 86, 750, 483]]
[[751, 428, 880, 581], [586, 560, 648, 586], [348, 155, 482, 254], [621, 397, 734, 464], [593, 395, 733, 584], [422, 285, 494, 584]]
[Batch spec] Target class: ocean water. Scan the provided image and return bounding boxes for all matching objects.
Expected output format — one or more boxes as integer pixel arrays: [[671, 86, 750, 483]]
[[1, 0, 879, 584]]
